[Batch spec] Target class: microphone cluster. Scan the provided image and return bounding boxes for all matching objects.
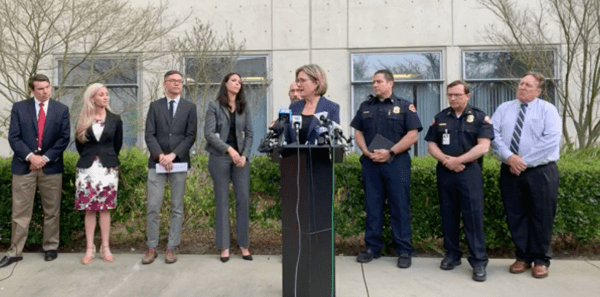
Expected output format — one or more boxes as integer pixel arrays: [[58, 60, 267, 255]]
[[257, 108, 353, 153]]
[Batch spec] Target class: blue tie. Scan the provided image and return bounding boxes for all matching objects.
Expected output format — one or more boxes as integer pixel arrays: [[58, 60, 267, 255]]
[[510, 103, 528, 155]]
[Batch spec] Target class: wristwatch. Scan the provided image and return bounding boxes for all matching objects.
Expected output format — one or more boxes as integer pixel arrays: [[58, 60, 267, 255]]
[[388, 149, 395, 157]]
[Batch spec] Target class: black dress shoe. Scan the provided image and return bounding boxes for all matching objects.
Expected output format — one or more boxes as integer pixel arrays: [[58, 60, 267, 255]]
[[356, 249, 381, 263], [397, 253, 411, 269], [472, 266, 487, 282], [440, 257, 461, 270], [44, 250, 58, 261], [242, 254, 253, 261], [220, 256, 230, 263], [0, 256, 23, 268]]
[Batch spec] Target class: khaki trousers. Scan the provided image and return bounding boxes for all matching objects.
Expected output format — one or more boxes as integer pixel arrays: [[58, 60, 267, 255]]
[[7, 170, 62, 257]]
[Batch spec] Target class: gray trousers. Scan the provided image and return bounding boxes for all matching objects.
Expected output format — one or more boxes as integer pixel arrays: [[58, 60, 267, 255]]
[[208, 154, 250, 250], [146, 168, 186, 248]]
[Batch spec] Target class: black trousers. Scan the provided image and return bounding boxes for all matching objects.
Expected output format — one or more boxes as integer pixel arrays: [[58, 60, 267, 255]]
[[437, 162, 488, 268], [499, 162, 558, 266]]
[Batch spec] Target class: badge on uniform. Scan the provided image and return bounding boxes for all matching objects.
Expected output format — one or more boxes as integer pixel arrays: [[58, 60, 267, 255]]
[[484, 115, 491, 124], [442, 129, 450, 145], [409, 104, 416, 112], [466, 114, 474, 123], [393, 106, 401, 114]]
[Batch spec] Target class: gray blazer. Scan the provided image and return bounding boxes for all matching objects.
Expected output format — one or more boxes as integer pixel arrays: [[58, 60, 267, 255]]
[[145, 97, 198, 168], [204, 100, 253, 157]]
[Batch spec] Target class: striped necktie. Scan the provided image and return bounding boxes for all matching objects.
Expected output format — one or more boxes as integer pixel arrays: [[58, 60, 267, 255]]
[[510, 103, 528, 155]]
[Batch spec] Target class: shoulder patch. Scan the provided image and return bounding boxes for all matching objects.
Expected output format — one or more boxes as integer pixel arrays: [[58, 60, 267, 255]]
[[409, 104, 416, 112], [484, 115, 491, 124]]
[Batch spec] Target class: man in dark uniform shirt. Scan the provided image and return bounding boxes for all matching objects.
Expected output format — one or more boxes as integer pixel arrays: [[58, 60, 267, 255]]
[[351, 69, 422, 269], [424, 80, 493, 282]]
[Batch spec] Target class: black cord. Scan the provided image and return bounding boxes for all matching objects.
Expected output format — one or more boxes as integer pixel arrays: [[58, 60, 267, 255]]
[[0, 261, 18, 282], [360, 262, 370, 297], [293, 143, 301, 297]]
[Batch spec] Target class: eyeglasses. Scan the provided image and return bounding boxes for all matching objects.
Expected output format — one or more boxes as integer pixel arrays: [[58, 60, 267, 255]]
[[295, 78, 312, 85], [166, 79, 183, 84], [446, 93, 466, 98]]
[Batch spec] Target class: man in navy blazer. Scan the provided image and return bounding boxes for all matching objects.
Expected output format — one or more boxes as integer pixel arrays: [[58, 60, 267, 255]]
[[142, 70, 197, 264], [1, 74, 70, 268]]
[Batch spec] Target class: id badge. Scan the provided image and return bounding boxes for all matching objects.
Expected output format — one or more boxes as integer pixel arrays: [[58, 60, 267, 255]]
[[442, 129, 450, 145]]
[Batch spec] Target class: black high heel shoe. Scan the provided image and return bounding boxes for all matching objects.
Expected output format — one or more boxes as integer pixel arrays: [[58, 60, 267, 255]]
[[220, 249, 230, 263], [238, 246, 253, 261]]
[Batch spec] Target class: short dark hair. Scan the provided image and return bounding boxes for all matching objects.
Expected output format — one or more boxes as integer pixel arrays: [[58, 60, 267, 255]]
[[28, 74, 50, 91], [522, 71, 546, 92], [447, 80, 470, 95], [374, 69, 394, 82], [164, 70, 183, 81]]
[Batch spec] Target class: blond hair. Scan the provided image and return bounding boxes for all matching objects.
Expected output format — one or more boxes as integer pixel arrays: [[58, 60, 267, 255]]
[[295, 64, 328, 96], [76, 83, 109, 143]]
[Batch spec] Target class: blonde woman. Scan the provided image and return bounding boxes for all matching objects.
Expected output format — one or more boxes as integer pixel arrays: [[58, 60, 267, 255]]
[[74, 83, 123, 264]]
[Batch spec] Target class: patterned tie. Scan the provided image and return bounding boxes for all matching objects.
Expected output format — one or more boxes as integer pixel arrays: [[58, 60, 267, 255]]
[[38, 102, 46, 149], [510, 103, 527, 155], [168, 100, 175, 122]]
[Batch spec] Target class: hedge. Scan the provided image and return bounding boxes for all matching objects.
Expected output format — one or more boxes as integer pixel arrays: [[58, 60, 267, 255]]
[[1, 148, 599, 252]]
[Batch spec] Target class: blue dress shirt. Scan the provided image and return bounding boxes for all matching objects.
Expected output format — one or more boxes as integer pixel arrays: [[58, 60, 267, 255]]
[[491, 98, 561, 167]]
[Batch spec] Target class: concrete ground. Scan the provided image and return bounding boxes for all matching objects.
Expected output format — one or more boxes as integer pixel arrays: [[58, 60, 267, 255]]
[[0, 253, 599, 297]]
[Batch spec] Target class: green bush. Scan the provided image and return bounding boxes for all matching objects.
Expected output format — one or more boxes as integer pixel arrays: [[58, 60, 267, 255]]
[[1, 147, 599, 253]]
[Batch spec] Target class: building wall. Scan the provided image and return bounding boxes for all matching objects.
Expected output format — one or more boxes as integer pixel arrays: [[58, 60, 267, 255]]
[[0, 0, 570, 156]]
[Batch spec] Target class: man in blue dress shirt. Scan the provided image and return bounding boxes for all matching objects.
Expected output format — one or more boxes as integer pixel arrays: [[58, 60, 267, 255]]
[[491, 72, 561, 279]]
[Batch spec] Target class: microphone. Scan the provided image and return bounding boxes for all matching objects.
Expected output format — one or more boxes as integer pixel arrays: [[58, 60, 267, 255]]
[[278, 108, 291, 124], [316, 126, 330, 145], [277, 108, 291, 145], [291, 115, 302, 130], [314, 111, 329, 125], [291, 115, 302, 144]]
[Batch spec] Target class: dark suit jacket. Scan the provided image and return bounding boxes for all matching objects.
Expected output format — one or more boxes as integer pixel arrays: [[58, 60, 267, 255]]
[[145, 98, 197, 168], [8, 98, 70, 175], [204, 100, 253, 157], [286, 96, 340, 144], [75, 111, 123, 168]]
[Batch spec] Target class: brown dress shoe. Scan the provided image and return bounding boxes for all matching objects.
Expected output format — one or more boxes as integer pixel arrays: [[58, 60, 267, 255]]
[[509, 260, 532, 274], [142, 248, 158, 265], [165, 247, 177, 264], [532, 264, 549, 278]]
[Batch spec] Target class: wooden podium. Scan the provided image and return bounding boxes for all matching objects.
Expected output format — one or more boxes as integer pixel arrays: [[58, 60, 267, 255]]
[[279, 145, 342, 297]]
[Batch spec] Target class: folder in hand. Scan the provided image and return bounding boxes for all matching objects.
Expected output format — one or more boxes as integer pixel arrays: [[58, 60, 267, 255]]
[[367, 134, 395, 152]]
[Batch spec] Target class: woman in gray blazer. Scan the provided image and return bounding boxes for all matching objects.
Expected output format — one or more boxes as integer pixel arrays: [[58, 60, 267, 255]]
[[204, 73, 254, 262]]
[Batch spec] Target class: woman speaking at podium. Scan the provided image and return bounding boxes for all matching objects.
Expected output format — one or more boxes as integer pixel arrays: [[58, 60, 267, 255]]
[[287, 64, 340, 144]]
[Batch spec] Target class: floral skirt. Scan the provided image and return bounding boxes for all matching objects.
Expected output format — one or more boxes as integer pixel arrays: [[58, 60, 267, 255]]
[[75, 157, 119, 211]]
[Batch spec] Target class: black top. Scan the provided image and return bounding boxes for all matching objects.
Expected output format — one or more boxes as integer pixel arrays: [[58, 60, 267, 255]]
[[298, 115, 312, 144], [424, 104, 494, 164], [350, 94, 422, 151], [76, 111, 123, 168], [226, 111, 239, 151]]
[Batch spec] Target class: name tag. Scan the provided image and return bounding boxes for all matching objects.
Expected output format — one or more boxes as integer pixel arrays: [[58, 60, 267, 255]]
[[442, 129, 450, 145]]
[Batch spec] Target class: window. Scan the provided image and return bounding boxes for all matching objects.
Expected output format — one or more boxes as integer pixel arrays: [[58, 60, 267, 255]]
[[55, 58, 139, 147], [184, 55, 269, 156], [463, 50, 558, 115], [351, 52, 443, 156]]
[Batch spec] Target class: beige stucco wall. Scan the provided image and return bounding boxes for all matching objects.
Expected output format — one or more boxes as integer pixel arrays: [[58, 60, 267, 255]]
[[0, 0, 579, 156]]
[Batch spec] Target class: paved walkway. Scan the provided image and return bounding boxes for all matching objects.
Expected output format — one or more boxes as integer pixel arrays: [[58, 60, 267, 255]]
[[0, 253, 598, 296]]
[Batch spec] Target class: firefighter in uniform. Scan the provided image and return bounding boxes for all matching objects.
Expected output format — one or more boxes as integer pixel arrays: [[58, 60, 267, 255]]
[[424, 80, 493, 282], [352, 69, 422, 269]]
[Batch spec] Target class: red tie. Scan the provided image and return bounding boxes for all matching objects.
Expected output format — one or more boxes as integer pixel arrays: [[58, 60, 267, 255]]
[[38, 102, 46, 149]]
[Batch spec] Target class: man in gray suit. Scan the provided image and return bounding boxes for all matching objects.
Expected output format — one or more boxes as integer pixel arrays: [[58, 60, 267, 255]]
[[143, 70, 197, 264]]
